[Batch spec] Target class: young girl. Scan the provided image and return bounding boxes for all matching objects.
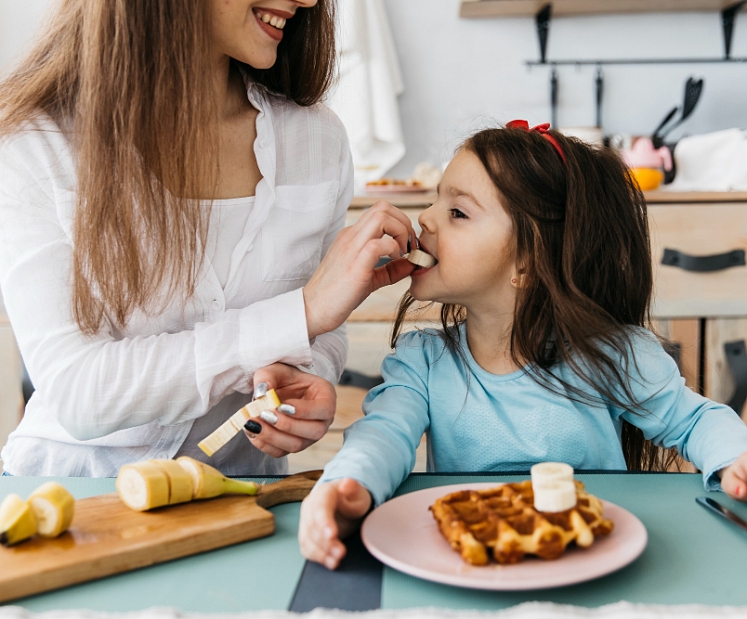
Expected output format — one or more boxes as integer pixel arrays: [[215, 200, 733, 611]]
[[298, 121, 747, 569]]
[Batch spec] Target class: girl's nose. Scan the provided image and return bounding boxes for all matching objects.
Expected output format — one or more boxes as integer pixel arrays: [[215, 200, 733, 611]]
[[418, 205, 435, 234]]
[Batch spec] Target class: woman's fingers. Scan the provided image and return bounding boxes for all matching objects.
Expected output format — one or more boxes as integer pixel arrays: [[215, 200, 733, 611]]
[[303, 201, 418, 338], [245, 416, 327, 454], [358, 200, 417, 243], [371, 257, 417, 291], [353, 208, 413, 256]]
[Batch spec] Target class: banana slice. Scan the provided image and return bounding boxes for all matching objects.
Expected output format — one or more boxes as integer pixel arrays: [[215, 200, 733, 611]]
[[116, 461, 170, 511], [176, 456, 259, 500], [27, 482, 75, 538], [530, 462, 574, 487], [407, 249, 437, 268], [0, 493, 37, 546], [152, 459, 194, 505], [533, 480, 577, 512]]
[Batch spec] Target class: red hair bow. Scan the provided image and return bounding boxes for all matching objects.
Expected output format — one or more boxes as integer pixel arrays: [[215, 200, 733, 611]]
[[506, 120, 567, 164]]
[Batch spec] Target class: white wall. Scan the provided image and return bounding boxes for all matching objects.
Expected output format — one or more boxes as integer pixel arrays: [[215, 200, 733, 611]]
[[0, 0, 53, 74], [382, 1, 747, 177]]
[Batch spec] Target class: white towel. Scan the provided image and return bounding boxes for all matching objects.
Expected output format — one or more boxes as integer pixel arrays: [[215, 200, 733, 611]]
[[663, 129, 747, 192], [4, 602, 747, 619], [327, 0, 405, 190]]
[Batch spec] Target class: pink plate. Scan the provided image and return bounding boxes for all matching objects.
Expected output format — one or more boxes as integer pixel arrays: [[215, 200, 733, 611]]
[[363, 184, 430, 193], [360, 482, 647, 591]]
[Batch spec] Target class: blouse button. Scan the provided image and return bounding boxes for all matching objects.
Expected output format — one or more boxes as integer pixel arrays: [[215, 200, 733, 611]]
[[156, 452, 168, 460], [211, 300, 223, 311], [259, 139, 269, 149]]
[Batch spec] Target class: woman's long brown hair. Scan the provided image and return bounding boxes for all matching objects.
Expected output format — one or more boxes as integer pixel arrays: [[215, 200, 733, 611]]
[[0, 0, 336, 335], [393, 127, 678, 472]]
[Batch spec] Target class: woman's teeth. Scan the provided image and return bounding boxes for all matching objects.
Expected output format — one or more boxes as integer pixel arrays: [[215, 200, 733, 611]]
[[257, 11, 286, 29]]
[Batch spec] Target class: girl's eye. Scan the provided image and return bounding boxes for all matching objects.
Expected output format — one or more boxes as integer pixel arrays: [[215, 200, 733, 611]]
[[449, 208, 468, 219]]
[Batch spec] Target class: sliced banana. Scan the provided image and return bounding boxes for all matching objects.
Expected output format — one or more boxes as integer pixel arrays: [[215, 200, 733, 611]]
[[116, 461, 170, 511], [176, 456, 259, 500], [0, 493, 37, 546], [407, 249, 437, 268], [533, 480, 577, 513], [27, 482, 75, 538], [531, 462, 574, 487], [152, 459, 194, 505]]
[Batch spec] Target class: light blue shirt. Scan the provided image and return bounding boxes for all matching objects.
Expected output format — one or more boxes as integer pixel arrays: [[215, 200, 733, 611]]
[[320, 325, 747, 506]]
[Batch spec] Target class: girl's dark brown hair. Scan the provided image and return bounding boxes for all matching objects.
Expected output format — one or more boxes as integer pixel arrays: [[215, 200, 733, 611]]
[[393, 127, 678, 472], [0, 0, 336, 335]]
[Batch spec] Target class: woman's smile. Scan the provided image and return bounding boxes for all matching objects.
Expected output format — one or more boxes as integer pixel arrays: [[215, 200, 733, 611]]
[[253, 7, 292, 41]]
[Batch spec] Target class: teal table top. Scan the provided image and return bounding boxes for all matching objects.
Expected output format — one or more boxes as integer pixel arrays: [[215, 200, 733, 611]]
[[2, 472, 746, 612]]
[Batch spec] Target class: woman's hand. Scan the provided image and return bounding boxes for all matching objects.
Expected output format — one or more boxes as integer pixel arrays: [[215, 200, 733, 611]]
[[720, 453, 747, 500], [299, 478, 372, 569], [303, 200, 417, 339], [243, 363, 336, 458]]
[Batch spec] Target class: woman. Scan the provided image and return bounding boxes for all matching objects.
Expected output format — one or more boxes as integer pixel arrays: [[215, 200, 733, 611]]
[[0, 0, 416, 476]]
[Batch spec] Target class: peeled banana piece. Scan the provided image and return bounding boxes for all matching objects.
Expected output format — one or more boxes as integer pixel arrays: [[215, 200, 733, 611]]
[[533, 480, 577, 512], [27, 482, 75, 538], [116, 457, 259, 511], [0, 493, 37, 546], [152, 459, 194, 505], [116, 461, 170, 512], [531, 462, 577, 513], [176, 456, 259, 500], [530, 462, 574, 486]]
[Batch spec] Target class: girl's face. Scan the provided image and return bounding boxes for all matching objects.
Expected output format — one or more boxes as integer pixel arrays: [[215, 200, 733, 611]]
[[411, 150, 518, 311], [209, 0, 318, 69]]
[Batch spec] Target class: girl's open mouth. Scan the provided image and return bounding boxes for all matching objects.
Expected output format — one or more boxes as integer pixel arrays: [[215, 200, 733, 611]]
[[253, 8, 289, 42], [408, 246, 437, 276]]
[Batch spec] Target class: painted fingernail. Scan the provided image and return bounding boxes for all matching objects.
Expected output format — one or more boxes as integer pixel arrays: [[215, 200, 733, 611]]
[[244, 420, 262, 434], [407, 235, 412, 253], [260, 411, 278, 425], [253, 382, 269, 399], [278, 404, 296, 415]]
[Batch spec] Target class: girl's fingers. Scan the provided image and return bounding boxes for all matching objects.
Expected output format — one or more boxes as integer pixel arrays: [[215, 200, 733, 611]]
[[722, 460, 747, 500], [299, 485, 348, 569]]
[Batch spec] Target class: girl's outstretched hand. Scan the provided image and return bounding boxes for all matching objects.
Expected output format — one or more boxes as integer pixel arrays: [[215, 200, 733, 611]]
[[720, 452, 747, 500], [303, 200, 416, 340], [299, 478, 373, 570]]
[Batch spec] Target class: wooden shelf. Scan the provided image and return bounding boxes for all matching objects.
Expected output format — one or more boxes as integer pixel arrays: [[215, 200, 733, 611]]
[[460, 0, 746, 18]]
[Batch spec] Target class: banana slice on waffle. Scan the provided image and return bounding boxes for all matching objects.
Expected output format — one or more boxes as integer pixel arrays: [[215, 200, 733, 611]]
[[429, 480, 614, 565]]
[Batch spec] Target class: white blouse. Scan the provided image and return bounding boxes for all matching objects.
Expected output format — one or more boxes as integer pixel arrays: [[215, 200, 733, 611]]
[[0, 83, 353, 477]]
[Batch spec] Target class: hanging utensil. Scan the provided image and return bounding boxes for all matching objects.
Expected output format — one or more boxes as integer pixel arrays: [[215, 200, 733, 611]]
[[655, 77, 704, 147], [595, 66, 604, 129], [550, 68, 558, 128], [651, 106, 679, 147]]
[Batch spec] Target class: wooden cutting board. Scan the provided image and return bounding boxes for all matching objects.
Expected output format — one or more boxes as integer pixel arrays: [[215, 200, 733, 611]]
[[0, 470, 321, 603]]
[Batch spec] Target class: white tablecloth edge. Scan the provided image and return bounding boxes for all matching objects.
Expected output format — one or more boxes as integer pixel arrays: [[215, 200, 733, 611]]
[[2, 602, 747, 619]]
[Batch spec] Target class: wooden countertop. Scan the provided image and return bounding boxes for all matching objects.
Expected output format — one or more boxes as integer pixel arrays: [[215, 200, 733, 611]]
[[351, 190, 747, 209]]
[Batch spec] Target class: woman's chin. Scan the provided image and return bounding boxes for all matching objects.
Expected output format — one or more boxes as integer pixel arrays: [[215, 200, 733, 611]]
[[235, 49, 278, 70]]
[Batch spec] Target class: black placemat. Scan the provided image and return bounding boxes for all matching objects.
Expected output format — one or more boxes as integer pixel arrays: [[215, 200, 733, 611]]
[[288, 531, 383, 611]]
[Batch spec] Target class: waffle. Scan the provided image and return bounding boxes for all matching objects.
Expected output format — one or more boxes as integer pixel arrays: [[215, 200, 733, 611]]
[[429, 480, 614, 565]]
